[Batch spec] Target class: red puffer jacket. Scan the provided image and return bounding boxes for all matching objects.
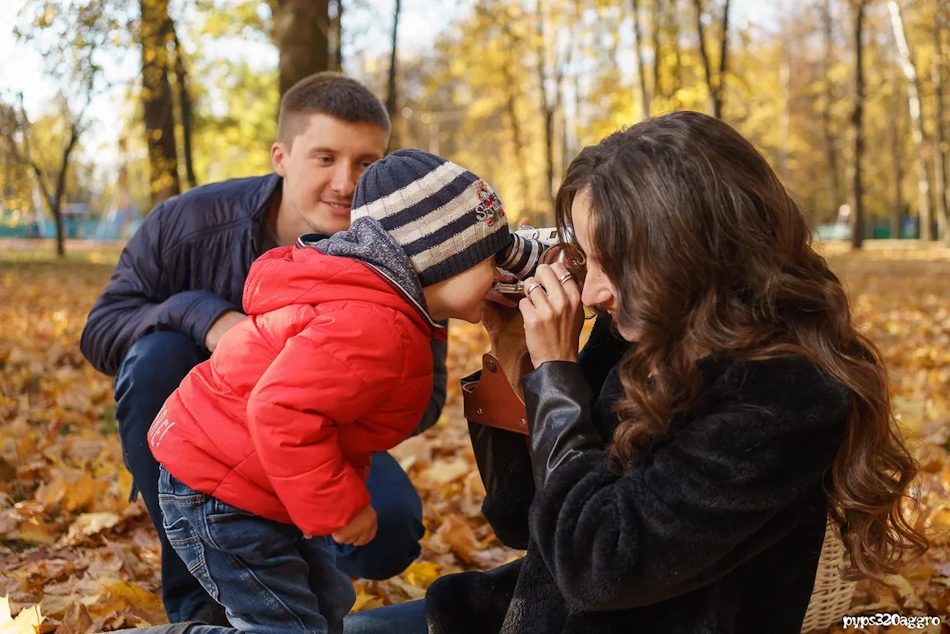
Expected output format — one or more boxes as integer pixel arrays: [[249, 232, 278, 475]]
[[148, 244, 438, 536]]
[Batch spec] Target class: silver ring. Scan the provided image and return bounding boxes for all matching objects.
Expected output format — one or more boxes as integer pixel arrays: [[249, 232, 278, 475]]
[[525, 282, 543, 295], [558, 272, 573, 285]]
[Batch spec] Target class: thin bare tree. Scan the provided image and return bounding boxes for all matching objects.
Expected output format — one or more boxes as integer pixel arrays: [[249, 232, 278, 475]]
[[820, 0, 842, 216], [386, 0, 402, 148], [0, 92, 92, 257], [172, 28, 197, 189], [888, 0, 933, 241], [890, 65, 906, 239], [933, 6, 949, 243], [851, 0, 866, 249], [332, 0, 344, 71], [535, 0, 571, 217], [692, 0, 731, 119], [651, 0, 665, 100], [631, 0, 651, 118]]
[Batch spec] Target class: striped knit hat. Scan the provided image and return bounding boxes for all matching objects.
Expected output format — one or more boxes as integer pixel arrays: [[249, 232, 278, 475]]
[[350, 149, 511, 287]]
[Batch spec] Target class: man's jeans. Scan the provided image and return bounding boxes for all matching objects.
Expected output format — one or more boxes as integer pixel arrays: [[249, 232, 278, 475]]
[[115, 331, 426, 622], [158, 467, 355, 633], [115, 599, 428, 634]]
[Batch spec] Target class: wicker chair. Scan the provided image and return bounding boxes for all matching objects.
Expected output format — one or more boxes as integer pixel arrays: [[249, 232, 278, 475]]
[[800, 518, 857, 633]]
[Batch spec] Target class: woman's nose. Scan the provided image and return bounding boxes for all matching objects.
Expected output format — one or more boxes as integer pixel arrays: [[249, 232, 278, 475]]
[[582, 279, 613, 309]]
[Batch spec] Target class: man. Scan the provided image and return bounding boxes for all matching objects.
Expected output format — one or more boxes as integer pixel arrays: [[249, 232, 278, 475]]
[[80, 72, 447, 625]]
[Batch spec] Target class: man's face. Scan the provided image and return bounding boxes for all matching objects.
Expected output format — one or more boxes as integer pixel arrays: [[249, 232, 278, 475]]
[[271, 113, 387, 235]]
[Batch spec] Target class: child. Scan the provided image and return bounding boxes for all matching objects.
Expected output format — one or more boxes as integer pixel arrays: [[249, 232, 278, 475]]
[[147, 150, 511, 633]]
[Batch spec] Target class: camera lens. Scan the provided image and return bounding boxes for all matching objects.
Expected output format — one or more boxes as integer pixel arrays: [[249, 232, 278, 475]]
[[495, 233, 547, 280]]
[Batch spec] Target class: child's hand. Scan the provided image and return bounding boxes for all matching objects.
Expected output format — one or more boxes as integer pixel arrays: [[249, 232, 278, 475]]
[[332, 506, 377, 546]]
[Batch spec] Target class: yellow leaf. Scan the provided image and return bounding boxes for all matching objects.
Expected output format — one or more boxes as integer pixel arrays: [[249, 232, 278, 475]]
[[352, 587, 384, 612], [62, 474, 109, 513], [14, 518, 55, 545], [101, 581, 163, 614], [400, 561, 442, 589], [0, 597, 45, 634]]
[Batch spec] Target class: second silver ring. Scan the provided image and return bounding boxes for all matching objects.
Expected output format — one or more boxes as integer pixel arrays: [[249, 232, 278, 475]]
[[525, 282, 543, 295]]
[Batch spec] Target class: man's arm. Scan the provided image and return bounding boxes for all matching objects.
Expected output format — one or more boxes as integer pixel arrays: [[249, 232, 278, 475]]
[[413, 324, 448, 434], [80, 202, 239, 375]]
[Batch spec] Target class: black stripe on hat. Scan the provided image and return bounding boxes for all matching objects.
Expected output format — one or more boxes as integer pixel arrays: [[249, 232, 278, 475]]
[[417, 227, 512, 287], [402, 208, 499, 257], [377, 170, 478, 232]]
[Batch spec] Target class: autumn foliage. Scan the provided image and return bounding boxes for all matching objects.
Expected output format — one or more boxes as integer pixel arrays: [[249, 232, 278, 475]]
[[2, 244, 950, 633]]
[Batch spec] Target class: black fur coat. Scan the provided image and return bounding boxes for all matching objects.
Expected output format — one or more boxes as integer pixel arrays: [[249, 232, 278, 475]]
[[427, 318, 851, 634]]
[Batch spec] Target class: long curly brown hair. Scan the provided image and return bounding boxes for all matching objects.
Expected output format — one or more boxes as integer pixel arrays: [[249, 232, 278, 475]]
[[554, 111, 927, 583]]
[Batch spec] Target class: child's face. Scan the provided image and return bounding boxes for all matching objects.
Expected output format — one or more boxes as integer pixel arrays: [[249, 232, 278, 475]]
[[424, 257, 501, 324]]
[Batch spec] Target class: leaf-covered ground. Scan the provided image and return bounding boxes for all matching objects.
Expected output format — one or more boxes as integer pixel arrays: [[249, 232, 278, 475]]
[[2, 243, 950, 633]]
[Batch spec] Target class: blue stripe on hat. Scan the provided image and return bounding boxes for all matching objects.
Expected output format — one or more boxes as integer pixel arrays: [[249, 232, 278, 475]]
[[416, 229, 512, 287], [353, 150, 448, 209], [402, 208, 495, 257]]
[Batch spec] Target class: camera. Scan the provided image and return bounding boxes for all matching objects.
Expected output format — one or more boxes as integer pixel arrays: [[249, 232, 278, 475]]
[[493, 227, 586, 297]]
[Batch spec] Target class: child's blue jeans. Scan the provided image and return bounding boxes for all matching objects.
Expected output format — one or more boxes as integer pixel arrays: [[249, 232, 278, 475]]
[[157, 466, 356, 633]]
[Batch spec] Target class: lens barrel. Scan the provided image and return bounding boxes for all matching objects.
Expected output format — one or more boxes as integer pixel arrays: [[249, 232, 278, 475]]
[[495, 233, 548, 280]]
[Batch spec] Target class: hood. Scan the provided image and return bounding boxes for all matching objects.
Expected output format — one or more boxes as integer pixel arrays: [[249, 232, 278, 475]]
[[242, 217, 442, 333]]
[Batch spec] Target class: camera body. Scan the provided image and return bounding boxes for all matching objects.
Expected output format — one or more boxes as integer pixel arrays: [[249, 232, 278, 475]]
[[494, 226, 585, 297]]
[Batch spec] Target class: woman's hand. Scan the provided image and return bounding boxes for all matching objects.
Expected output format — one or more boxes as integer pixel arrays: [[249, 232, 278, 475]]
[[519, 262, 584, 368]]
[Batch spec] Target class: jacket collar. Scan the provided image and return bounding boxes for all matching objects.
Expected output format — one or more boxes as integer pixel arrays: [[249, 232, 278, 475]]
[[296, 227, 446, 337], [248, 174, 282, 222]]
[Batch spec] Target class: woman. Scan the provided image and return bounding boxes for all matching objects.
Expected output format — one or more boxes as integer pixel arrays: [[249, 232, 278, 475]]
[[422, 111, 928, 634]]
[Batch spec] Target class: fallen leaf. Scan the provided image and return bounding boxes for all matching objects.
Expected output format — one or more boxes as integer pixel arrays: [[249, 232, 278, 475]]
[[0, 597, 45, 634]]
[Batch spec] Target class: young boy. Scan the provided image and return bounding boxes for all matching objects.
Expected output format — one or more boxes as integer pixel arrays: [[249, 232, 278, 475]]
[[148, 149, 511, 633]]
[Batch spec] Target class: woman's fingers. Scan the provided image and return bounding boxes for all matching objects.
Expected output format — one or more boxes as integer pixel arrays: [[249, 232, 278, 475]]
[[522, 275, 550, 314], [534, 264, 567, 310], [549, 261, 581, 305]]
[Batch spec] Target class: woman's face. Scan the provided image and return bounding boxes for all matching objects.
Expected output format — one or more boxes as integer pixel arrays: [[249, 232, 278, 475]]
[[571, 189, 637, 342]]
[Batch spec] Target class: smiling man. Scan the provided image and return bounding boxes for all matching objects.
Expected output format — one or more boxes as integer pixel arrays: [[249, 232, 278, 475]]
[[80, 73, 447, 627]]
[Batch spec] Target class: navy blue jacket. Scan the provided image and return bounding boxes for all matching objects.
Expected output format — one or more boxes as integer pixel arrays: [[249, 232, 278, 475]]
[[80, 174, 449, 432]]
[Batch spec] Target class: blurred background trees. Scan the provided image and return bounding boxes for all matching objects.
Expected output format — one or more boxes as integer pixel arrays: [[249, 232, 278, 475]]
[[1, 0, 949, 252]]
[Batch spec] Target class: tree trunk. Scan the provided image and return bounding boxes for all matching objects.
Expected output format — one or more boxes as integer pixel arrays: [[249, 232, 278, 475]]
[[500, 32, 532, 220], [333, 0, 344, 71], [172, 29, 197, 189], [934, 13, 949, 244], [692, 0, 714, 115], [50, 123, 82, 257], [386, 0, 401, 150], [632, 0, 651, 119], [891, 68, 905, 239], [821, 0, 841, 215], [888, 0, 932, 241], [669, 0, 684, 94], [691, 0, 729, 119], [139, 0, 180, 207], [851, 1, 865, 249], [276, 0, 330, 98], [503, 73, 531, 220], [536, 0, 557, 218], [715, 0, 731, 119], [652, 0, 664, 100]]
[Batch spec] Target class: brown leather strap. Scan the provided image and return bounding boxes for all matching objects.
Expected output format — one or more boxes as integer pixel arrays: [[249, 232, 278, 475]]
[[463, 353, 529, 435]]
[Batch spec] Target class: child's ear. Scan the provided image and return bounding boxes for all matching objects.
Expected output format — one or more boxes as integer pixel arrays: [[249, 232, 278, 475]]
[[271, 142, 287, 177]]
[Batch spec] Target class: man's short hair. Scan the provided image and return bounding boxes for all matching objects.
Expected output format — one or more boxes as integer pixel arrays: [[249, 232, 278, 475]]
[[277, 72, 391, 149]]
